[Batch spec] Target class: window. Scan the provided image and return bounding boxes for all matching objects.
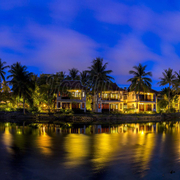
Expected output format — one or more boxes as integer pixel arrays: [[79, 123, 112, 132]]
[[82, 103, 85, 108], [58, 92, 61, 97], [120, 104, 122, 109], [146, 104, 152, 111], [57, 102, 60, 108], [154, 104, 156, 109], [116, 105, 118, 109], [132, 94, 134, 99], [98, 104, 101, 109], [136, 103, 138, 109], [82, 92, 85, 97], [124, 95, 127, 100]]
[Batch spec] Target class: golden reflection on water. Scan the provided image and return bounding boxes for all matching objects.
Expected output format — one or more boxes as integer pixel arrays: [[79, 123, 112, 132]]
[[92, 133, 122, 170], [64, 134, 90, 168], [2, 126, 13, 154], [132, 132, 155, 176], [37, 127, 52, 155]]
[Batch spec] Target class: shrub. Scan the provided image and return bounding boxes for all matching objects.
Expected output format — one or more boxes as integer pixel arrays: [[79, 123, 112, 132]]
[[166, 107, 176, 113], [30, 106, 39, 114]]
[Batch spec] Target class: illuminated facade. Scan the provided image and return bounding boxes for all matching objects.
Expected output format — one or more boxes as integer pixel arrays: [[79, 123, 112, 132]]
[[126, 89, 158, 113], [93, 84, 158, 113], [92, 83, 124, 113], [56, 81, 86, 112]]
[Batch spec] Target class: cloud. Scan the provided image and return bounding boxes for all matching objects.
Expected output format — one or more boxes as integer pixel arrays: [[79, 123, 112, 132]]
[[26, 24, 99, 73], [107, 35, 160, 74]]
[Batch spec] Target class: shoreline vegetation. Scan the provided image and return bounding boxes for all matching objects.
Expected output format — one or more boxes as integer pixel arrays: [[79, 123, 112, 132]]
[[0, 111, 179, 125], [1, 58, 180, 115]]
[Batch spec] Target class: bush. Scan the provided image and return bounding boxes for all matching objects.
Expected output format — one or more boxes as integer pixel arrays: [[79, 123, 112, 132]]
[[30, 106, 39, 114], [72, 108, 84, 114], [166, 107, 176, 113]]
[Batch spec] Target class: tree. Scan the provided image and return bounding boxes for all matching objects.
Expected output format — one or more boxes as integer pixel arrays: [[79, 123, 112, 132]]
[[158, 68, 176, 109], [80, 71, 89, 87], [0, 59, 9, 90], [8, 62, 35, 114], [67, 68, 79, 80], [87, 57, 114, 112], [127, 63, 152, 94], [0, 81, 11, 104]]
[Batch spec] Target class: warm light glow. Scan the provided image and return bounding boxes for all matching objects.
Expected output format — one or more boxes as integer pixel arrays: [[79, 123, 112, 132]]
[[36, 129, 52, 155], [64, 134, 89, 168], [2, 127, 13, 154], [92, 134, 120, 170]]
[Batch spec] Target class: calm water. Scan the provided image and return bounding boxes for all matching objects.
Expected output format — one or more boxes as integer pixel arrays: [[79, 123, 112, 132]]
[[0, 122, 180, 180]]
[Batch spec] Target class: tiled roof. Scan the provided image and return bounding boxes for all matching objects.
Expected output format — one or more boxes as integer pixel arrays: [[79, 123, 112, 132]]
[[99, 83, 124, 91], [128, 87, 159, 94], [60, 80, 86, 90]]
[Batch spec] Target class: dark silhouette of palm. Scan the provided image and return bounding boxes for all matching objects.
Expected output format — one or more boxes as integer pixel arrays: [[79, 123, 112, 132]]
[[158, 68, 176, 109], [8, 62, 35, 114], [68, 68, 79, 80], [87, 57, 114, 111], [127, 63, 152, 94], [0, 59, 9, 89]]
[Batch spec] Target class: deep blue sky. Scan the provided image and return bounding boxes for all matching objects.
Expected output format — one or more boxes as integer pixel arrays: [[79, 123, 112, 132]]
[[1, 0, 180, 90]]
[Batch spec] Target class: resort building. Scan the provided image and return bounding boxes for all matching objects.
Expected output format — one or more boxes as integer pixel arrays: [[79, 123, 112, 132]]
[[126, 89, 158, 113], [56, 80, 86, 112], [92, 84, 158, 113], [92, 83, 125, 113]]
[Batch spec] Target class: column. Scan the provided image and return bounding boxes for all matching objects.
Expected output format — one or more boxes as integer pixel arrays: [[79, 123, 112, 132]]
[[84, 103, 86, 113]]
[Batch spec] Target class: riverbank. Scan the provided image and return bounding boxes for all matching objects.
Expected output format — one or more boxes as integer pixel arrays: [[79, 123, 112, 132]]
[[0, 111, 179, 124]]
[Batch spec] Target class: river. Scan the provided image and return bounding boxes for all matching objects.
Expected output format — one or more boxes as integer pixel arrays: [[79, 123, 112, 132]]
[[0, 122, 180, 179]]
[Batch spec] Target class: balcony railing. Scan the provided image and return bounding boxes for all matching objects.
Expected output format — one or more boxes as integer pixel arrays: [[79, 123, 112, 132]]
[[102, 98, 119, 101], [139, 98, 155, 102], [61, 96, 81, 100]]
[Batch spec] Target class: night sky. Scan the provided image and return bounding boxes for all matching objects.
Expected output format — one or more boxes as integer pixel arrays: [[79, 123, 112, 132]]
[[1, 0, 180, 90]]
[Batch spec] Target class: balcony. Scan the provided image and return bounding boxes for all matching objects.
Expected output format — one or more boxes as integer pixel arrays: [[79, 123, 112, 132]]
[[61, 96, 81, 100], [102, 98, 119, 101], [139, 98, 155, 102]]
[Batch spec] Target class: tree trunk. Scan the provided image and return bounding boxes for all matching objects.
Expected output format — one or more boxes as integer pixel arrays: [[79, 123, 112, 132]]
[[168, 84, 170, 110], [23, 97, 25, 115], [96, 91, 99, 112]]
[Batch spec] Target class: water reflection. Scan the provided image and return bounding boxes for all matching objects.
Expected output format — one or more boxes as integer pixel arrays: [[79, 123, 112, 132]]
[[2, 124, 13, 154], [0, 121, 180, 178], [92, 133, 122, 170], [64, 134, 90, 168], [36, 127, 52, 155]]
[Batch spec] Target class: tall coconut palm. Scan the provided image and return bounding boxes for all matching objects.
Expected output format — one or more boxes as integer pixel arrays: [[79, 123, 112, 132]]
[[127, 63, 152, 106], [0, 59, 9, 90], [8, 62, 35, 114], [158, 68, 176, 109], [68, 68, 79, 80], [87, 57, 114, 112], [80, 71, 89, 87]]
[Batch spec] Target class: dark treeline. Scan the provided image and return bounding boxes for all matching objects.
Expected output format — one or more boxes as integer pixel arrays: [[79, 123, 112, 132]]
[[0, 57, 180, 114]]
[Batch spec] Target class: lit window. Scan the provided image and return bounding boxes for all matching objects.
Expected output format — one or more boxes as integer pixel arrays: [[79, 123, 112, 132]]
[[82, 92, 85, 97]]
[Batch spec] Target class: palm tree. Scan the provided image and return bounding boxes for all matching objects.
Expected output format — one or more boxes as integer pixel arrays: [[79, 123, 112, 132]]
[[0, 59, 9, 90], [8, 62, 35, 114], [158, 68, 176, 109], [87, 57, 114, 112], [68, 68, 79, 80], [80, 71, 89, 86], [127, 63, 152, 108]]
